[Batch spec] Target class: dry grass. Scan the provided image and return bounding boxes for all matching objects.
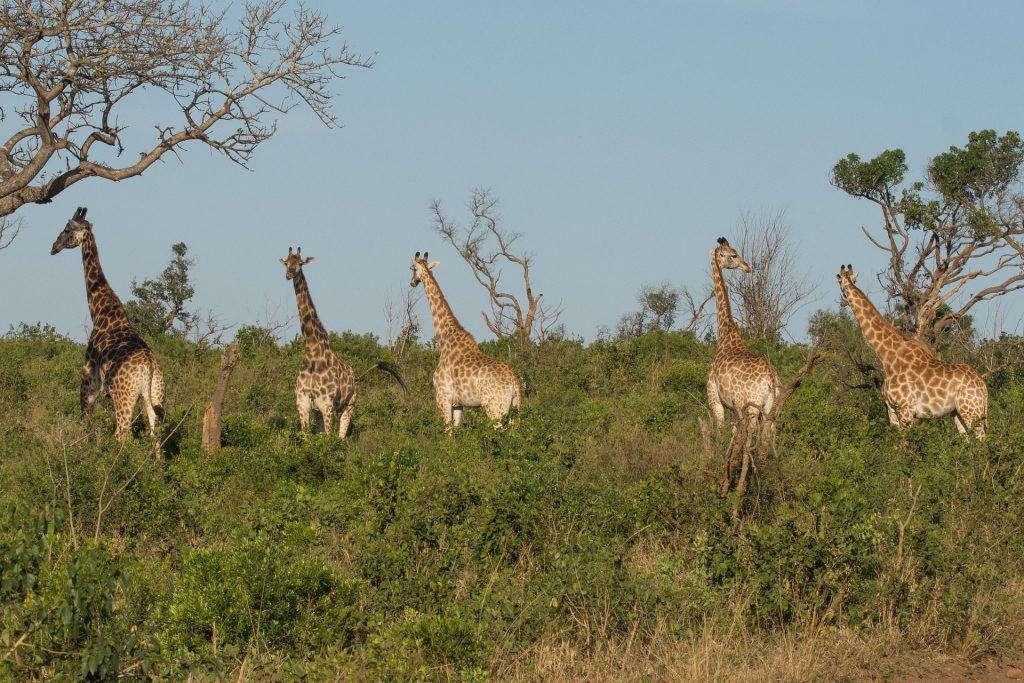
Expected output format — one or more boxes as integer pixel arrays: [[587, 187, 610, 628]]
[[498, 619, 916, 682], [497, 578, 1024, 683]]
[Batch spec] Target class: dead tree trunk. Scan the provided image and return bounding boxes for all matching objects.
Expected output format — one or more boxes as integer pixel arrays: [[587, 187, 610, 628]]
[[201, 344, 239, 452]]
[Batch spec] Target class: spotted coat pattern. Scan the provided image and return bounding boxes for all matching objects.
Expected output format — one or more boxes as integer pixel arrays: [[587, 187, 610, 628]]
[[410, 252, 521, 429], [281, 248, 357, 437], [837, 265, 987, 438], [706, 238, 780, 431], [50, 207, 165, 442]]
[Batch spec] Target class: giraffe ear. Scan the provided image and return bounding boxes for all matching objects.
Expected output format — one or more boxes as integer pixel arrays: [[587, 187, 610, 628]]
[[303, 256, 315, 265], [428, 260, 439, 270], [280, 258, 288, 265]]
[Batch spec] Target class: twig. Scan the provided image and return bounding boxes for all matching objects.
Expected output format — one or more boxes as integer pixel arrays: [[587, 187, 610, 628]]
[[894, 476, 922, 571]]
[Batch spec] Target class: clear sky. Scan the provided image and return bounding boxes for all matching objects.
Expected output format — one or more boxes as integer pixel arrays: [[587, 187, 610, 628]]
[[4, 1, 1024, 344]]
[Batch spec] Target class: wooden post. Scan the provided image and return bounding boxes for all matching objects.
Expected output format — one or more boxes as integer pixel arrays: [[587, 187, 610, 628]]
[[201, 344, 239, 452]]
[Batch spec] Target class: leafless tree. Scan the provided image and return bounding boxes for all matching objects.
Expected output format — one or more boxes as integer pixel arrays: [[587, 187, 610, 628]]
[[0, 0, 373, 217], [831, 130, 1024, 343], [679, 285, 714, 336], [188, 310, 232, 348], [729, 210, 813, 342], [0, 215, 21, 248], [384, 286, 421, 363], [432, 188, 561, 346]]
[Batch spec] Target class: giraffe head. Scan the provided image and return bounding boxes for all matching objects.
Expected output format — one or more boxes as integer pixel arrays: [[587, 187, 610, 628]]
[[409, 251, 439, 287], [836, 264, 857, 304], [712, 237, 751, 273], [280, 246, 314, 280], [50, 207, 92, 255]]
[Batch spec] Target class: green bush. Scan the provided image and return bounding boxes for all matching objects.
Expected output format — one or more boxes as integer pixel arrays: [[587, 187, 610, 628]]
[[163, 523, 361, 659], [2, 321, 1023, 678]]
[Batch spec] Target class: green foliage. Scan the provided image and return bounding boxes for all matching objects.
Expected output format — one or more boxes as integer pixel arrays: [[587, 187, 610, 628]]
[[831, 130, 1024, 339], [234, 323, 281, 357], [616, 283, 681, 339], [125, 241, 196, 337], [830, 148, 908, 202], [163, 522, 361, 660], [929, 129, 1024, 205], [2, 323, 1023, 678], [1, 506, 157, 680]]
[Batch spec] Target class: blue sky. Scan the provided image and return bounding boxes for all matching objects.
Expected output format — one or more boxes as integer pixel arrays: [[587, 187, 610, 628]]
[[4, 1, 1024, 343]]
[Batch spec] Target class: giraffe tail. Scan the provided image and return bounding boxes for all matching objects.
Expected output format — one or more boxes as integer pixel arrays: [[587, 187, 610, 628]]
[[150, 359, 166, 424], [359, 361, 410, 397]]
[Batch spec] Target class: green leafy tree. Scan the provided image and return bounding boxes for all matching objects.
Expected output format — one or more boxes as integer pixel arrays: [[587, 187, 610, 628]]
[[832, 129, 1024, 342], [125, 242, 196, 337], [616, 283, 680, 340]]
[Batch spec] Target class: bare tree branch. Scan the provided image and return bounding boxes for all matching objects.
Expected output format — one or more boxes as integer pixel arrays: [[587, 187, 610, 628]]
[[832, 131, 1024, 343], [0, 0, 373, 217], [730, 210, 814, 342], [384, 285, 421, 362], [432, 188, 560, 346], [0, 214, 21, 248]]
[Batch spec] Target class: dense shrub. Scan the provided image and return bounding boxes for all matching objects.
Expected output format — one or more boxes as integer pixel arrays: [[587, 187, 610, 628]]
[[1, 320, 1022, 679]]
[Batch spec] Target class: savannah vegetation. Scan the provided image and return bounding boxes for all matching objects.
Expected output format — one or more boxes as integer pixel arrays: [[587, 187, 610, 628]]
[[2, 300, 1024, 681], [2, 2, 1024, 680], [4, 157, 1024, 679]]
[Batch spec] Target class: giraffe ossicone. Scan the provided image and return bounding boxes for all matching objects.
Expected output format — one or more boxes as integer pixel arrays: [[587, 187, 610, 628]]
[[51, 207, 165, 445], [837, 264, 987, 438], [410, 251, 521, 431]]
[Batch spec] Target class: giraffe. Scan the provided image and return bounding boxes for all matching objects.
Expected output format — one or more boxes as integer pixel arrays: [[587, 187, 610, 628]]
[[281, 247, 358, 437], [50, 207, 165, 442], [837, 264, 987, 438], [409, 251, 521, 430], [706, 237, 781, 436]]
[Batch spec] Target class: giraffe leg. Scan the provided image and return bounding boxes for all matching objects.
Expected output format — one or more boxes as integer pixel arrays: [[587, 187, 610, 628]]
[[452, 406, 465, 428], [483, 395, 510, 426], [296, 393, 313, 434], [955, 385, 987, 440], [896, 405, 917, 430], [974, 418, 987, 440], [885, 402, 901, 427], [141, 363, 165, 437], [435, 389, 455, 433], [112, 390, 134, 442], [953, 413, 969, 436], [955, 409, 986, 440], [319, 402, 334, 435], [148, 360, 166, 427], [706, 377, 726, 429], [337, 400, 355, 438], [80, 364, 101, 418]]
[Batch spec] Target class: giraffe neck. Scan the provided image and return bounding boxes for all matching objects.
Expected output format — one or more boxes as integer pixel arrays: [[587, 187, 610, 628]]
[[842, 280, 915, 371], [420, 268, 476, 354], [291, 270, 331, 354], [80, 232, 130, 330], [711, 257, 744, 349]]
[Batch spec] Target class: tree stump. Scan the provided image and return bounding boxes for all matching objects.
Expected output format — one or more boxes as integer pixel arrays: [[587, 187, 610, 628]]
[[201, 344, 239, 452]]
